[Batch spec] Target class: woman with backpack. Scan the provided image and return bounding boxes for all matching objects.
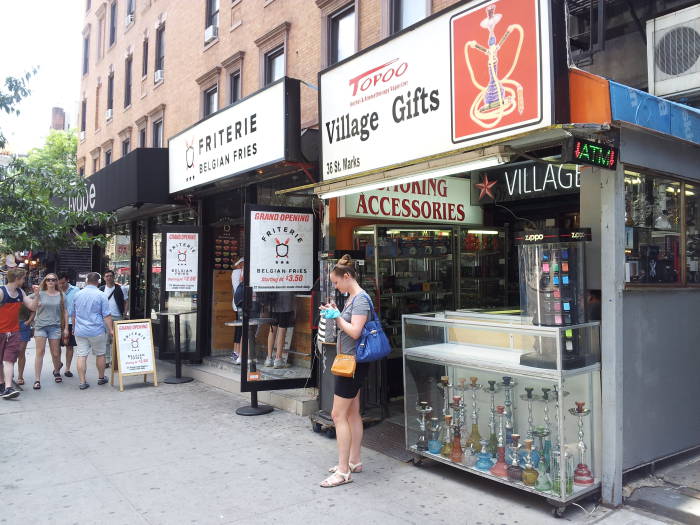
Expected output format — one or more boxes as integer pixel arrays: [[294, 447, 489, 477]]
[[32, 273, 69, 389], [318, 254, 371, 488]]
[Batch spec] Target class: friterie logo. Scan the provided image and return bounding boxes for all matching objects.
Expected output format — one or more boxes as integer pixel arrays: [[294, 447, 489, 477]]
[[185, 137, 195, 169]]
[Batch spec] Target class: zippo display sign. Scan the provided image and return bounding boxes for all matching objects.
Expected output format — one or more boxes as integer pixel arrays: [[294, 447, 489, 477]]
[[339, 176, 483, 225], [110, 319, 158, 392], [168, 78, 301, 193], [247, 207, 315, 292], [320, 0, 555, 181], [165, 232, 199, 292]]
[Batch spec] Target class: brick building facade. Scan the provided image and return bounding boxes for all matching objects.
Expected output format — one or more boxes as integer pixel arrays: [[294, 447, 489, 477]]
[[77, 0, 459, 175]]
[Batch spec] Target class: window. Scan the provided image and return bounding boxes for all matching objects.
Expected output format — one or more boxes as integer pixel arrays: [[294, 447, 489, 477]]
[[127, 0, 135, 15], [105, 150, 112, 166], [155, 24, 165, 71], [622, 171, 700, 285], [109, 2, 117, 46], [686, 184, 699, 284], [138, 126, 146, 147], [79, 167, 85, 177], [94, 84, 100, 129], [142, 37, 148, 77], [86, 0, 91, 11], [80, 99, 87, 132], [264, 46, 284, 85], [229, 71, 240, 104], [329, 5, 355, 65], [93, 157, 99, 173], [203, 85, 218, 117], [124, 56, 133, 107], [391, 0, 427, 34], [122, 138, 130, 156], [82, 36, 90, 74], [206, 0, 220, 28], [107, 72, 114, 111], [152, 119, 163, 147]]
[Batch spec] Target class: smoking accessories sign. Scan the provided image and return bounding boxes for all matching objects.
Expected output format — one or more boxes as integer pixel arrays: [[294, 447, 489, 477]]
[[248, 211, 314, 292], [165, 233, 199, 292], [319, 0, 553, 181]]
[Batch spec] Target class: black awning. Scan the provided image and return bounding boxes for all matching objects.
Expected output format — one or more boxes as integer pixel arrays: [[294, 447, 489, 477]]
[[70, 148, 172, 212]]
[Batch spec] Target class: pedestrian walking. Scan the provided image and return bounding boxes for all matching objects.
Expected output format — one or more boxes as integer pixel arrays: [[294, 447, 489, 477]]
[[15, 298, 35, 386], [0, 268, 39, 399], [100, 269, 127, 368], [58, 272, 79, 378], [32, 273, 69, 390], [73, 272, 113, 390], [318, 254, 370, 488], [231, 258, 244, 363]]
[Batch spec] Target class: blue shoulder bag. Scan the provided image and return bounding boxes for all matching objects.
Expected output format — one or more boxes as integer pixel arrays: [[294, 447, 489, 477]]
[[355, 293, 391, 363]]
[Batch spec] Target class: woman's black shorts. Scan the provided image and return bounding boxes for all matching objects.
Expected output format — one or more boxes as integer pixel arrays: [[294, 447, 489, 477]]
[[334, 361, 370, 399]]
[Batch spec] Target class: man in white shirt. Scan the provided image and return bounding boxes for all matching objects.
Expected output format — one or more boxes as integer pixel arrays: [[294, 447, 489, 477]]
[[99, 270, 127, 367]]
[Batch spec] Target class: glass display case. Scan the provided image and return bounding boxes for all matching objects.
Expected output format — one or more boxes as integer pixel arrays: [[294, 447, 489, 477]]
[[403, 311, 601, 508], [354, 225, 508, 355]]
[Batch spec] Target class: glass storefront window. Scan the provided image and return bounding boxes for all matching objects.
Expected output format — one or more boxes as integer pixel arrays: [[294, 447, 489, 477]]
[[624, 171, 681, 284], [686, 184, 700, 284], [104, 226, 131, 286]]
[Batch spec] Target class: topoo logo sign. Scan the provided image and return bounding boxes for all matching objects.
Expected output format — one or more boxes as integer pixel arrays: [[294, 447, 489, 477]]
[[165, 233, 199, 292], [248, 211, 314, 292]]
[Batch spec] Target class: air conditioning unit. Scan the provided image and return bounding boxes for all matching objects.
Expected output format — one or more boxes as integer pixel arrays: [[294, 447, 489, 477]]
[[204, 25, 218, 43], [154, 69, 164, 83], [79, 131, 86, 141], [647, 4, 700, 98], [105, 108, 113, 120], [125, 13, 135, 26]]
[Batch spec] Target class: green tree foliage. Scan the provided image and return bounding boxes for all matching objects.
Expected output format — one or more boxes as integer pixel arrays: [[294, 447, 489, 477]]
[[0, 70, 35, 149], [0, 129, 114, 253]]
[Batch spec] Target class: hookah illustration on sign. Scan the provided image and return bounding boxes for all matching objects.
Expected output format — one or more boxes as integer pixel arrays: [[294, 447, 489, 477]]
[[464, 3, 525, 129]]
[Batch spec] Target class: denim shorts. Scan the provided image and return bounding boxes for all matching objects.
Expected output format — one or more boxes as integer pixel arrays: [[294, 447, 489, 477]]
[[19, 321, 33, 342], [34, 324, 61, 340]]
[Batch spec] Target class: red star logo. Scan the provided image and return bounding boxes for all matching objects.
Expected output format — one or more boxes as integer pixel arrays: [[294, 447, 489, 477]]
[[475, 174, 497, 200]]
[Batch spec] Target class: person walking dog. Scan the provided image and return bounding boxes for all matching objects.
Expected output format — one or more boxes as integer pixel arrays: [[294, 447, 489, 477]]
[[73, 273, 113, 390]]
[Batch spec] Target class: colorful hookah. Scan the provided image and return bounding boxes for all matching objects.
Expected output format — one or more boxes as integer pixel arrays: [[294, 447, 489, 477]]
[[521, 439, 539, 486], [415, 401, 432, 452], [500, 376, 515, 445], [533, 427, 553, 492], [569, 401, 594, 485], [450, 396, 465, 463], [518, 387, 540, 468], [475, 438, 494, 471], [506, 433, 523, 482], [440, 414, 453, 458], [438, 376, 453, 419], [483, 379, 501, 457], [427, 417, 442, 454], [539, 387, 553, 470], [489, 405, 508, 478], [465, 376, 482, 449]]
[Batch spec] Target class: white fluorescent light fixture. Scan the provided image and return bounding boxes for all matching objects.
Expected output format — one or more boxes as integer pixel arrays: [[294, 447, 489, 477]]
[[386, 229, 450, 234], [320, 155, 504, 200], [467, 230, 499, 235]]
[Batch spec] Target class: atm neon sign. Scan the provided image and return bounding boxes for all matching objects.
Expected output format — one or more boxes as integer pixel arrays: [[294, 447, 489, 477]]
[[570, 139, 617, 169]]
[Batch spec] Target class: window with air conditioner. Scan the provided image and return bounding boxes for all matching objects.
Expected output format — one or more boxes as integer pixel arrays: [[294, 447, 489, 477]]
[[155, 24, 165, 83], [647, 4, 700, 99]]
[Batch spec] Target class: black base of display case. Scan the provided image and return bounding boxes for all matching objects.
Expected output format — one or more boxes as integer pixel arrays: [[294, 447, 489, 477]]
[[519, 353, 587, 370]]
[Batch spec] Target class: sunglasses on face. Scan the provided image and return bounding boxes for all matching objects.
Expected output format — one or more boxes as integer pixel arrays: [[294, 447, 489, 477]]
[[46, 278, 57, 282]]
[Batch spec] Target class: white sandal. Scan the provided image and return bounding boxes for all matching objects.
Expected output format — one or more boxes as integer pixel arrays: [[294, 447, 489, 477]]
[[320, 470, 352, 488], [329, 462, 362, 473]]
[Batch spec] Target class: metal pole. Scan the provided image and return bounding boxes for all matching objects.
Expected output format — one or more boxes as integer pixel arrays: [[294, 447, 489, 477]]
[[164, 313, 194, 384]]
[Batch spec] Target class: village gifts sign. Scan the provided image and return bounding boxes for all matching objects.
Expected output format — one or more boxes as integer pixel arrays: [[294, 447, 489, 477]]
[[247, 207, 315, 292], [320, 0, 559, 181], [340, 176, 483, 225], [168, 78, 301, 193]]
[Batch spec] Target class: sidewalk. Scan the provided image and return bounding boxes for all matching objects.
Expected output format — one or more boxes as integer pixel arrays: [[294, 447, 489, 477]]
[[0, 341, 675, 524]]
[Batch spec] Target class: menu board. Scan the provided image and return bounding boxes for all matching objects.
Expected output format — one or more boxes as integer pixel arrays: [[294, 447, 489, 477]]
[[213, 224, 242, 270]]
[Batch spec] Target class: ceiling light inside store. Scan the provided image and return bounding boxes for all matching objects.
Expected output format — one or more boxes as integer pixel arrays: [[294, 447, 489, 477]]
[[467, 230, 499, 235], [320, 155, 505, 200]]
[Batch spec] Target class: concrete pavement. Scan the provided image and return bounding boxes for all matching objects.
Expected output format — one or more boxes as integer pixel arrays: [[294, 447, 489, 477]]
[[0, 342, 675, 525]]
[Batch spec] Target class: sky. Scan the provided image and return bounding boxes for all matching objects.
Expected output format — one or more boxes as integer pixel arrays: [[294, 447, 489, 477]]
[[0, 0, 83, 154]]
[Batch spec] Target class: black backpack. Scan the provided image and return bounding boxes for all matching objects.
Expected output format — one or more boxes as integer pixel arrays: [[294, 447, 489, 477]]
[[234, 284, 245, 309]]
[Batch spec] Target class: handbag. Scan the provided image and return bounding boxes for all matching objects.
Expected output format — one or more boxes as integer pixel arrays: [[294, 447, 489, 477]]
[[331, 353, 356, 377], [355, 293, 391, 363]]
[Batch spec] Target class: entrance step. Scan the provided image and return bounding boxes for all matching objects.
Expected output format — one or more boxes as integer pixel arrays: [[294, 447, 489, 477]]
[[156, 358, 318, 417]]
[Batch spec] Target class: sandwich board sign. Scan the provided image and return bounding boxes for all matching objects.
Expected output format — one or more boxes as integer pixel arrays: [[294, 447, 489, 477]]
[[110, 319, 159, 391]]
